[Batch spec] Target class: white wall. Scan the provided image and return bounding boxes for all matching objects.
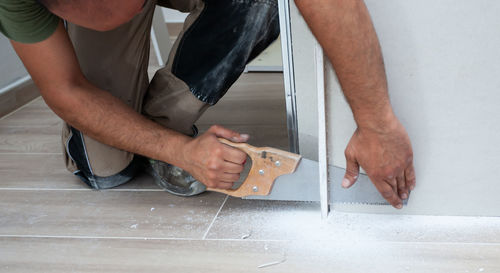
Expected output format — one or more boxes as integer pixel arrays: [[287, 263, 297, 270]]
[[0, 36, 28, 93]]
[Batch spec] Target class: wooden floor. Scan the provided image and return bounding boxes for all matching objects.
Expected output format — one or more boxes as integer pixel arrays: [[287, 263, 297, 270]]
[[1, 73, 500, 272]]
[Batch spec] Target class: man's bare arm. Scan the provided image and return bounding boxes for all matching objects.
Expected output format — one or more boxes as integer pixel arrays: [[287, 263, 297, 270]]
[[296, 0, 416, 208], [11, 22, 247, 189]]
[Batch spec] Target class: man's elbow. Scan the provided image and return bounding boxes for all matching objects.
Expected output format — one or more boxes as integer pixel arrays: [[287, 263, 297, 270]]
[[39, 80, 85, 122]]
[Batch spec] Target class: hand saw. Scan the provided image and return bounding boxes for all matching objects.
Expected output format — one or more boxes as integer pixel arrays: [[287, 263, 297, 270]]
[[208, 138, 408, 206]]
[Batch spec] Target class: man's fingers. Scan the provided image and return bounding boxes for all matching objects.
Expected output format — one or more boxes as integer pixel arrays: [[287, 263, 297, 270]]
[[386, 177, 398, 198], [375, 181, 403, 209], [221, 145, 247, 164], [342, 155, 360, 188], [219, 173, 240, 183], [405, 163, 416, 190], [221, 161, 245, 174], [210, 125, 249, 143], [396, 174, 408, 200], [216, 182, 234, 190]]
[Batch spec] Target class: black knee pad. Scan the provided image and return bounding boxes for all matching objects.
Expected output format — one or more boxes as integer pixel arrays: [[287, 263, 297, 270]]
[[66, 127, 142, 189]]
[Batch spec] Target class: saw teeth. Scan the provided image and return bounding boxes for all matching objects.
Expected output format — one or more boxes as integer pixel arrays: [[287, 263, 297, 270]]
[[339, 202, 391, 206]]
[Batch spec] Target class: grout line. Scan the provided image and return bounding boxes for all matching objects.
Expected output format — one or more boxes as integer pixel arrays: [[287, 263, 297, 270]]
[[0, 234, 287, 242], [0, 234, 499, 246], [202, 195, 229, 240], [0, 188, 164, 192], [0, 153, 63, 155], [195, 123, 287, 127], [0, 95, 40, 121], [0, 124, 62, 128], [96, 188, 164, 192]]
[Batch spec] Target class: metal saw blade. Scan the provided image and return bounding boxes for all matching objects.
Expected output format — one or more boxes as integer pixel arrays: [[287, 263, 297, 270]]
[[245, 158, 408, 206]]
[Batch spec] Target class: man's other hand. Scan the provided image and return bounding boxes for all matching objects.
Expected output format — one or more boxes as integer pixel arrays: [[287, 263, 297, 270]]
[[182, 125, 248, 189], [341, 118, 416, 209]]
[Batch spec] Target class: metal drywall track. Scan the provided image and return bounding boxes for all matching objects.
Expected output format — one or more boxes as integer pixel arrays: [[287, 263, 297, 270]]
[[278, 0, 299, 154], [315, 43, 330, 218]]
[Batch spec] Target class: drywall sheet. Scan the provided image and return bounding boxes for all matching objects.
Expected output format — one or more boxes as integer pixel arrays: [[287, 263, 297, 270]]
[[289, 1, 319, 161], [0, 36, 28, 90], [328, 0, 500, 216]]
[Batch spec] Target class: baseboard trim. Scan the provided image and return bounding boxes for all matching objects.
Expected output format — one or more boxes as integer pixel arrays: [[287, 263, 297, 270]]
[[0, 79, 40, 119]]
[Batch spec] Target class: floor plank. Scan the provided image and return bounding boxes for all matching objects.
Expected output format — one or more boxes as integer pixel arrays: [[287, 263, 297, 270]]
[[282, 240, 500, 273], [0, 237, 286, 273], [0, 97, 61, 127], [0, 237, 498, 273], [0, 125, 60, 153], [198, 124, 289, 150], [0, 190, 226, 239], [0, 153, 79, 188], [198, 73, 286, 126], [206, 197, 500, 244], [0, 153, 159, 190], [198, 99, 286, 126]]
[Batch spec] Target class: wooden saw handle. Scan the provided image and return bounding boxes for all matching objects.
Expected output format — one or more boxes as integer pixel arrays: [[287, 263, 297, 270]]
[[207, 138, 302, 197]]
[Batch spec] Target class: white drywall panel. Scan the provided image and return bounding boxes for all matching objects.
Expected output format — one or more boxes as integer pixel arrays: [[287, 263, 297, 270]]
[[328, 0, 500, 216], [290, 2, 319, 161], [0, 36, 28, 92]]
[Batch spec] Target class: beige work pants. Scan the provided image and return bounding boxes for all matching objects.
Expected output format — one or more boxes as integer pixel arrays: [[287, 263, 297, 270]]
[[62, 0, 280, 189]]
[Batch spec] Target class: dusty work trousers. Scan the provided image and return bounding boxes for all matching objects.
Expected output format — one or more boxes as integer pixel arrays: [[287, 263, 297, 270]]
[[62, 0, 280, 189]]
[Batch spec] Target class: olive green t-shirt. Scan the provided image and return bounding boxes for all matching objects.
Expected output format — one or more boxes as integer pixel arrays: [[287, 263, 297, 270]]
[[0, 0, 59, 44]]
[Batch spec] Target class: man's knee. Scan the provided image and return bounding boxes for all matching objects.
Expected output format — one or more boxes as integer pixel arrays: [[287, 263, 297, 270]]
[[64, 126, 142, 189]]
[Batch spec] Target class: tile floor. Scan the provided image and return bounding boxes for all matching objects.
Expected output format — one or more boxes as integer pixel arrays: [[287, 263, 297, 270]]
[[1, 73, 499, 273]]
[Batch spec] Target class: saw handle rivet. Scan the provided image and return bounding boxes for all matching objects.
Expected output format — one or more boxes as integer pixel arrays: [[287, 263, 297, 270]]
[[275, 161, 281, 167], [259, 169, 265, 175], [252, 186, 259, 192]]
